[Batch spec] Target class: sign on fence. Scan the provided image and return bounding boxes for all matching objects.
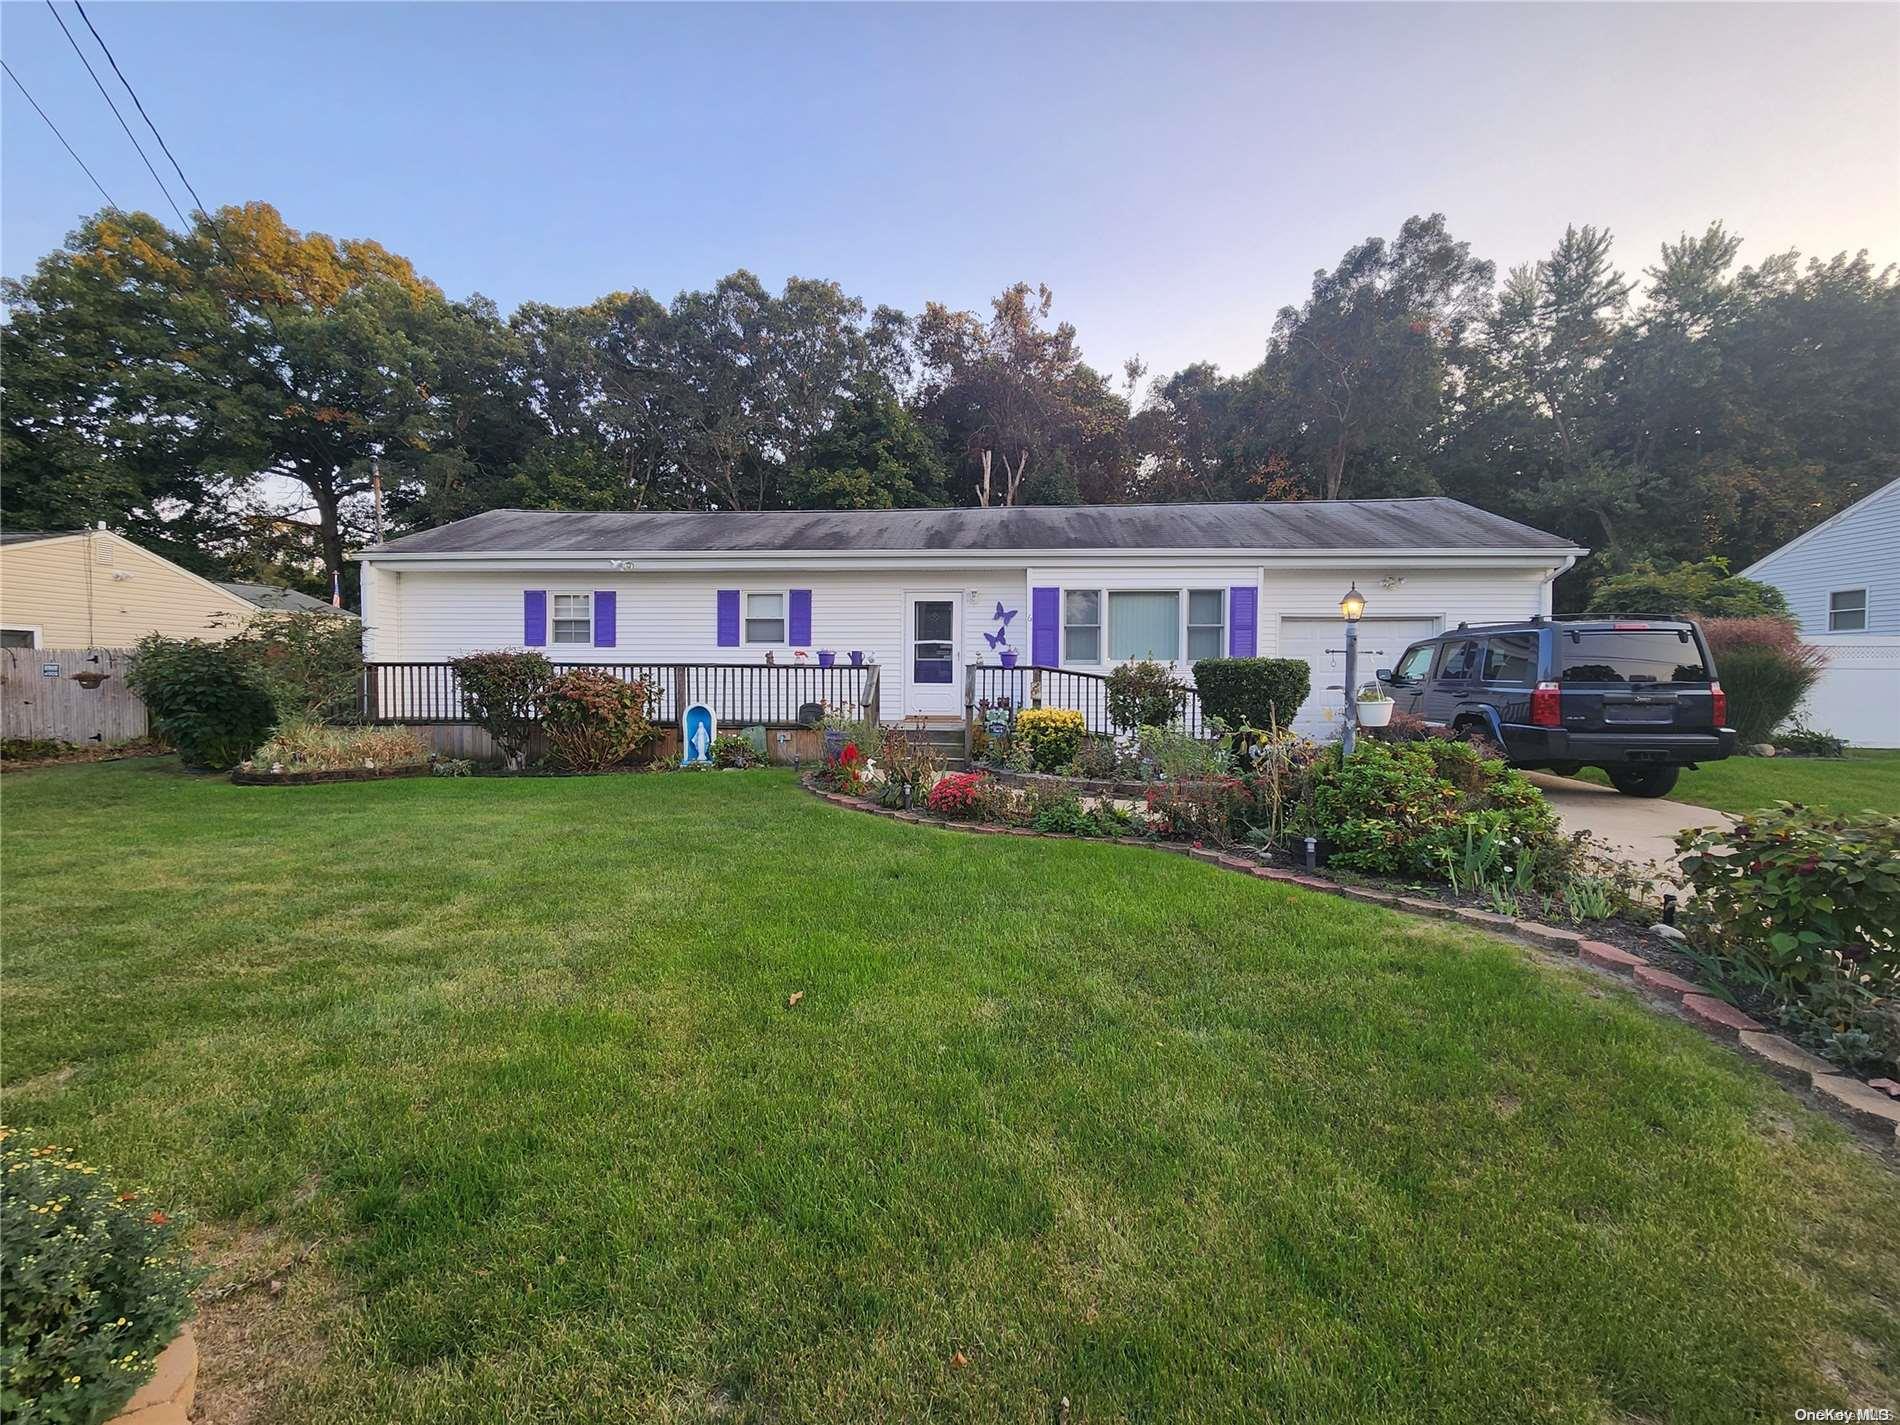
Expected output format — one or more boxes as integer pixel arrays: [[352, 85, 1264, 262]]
[[1, 647, 148, 744]]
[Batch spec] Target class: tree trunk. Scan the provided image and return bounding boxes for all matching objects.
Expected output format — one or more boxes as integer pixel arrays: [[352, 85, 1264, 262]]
[[310, 479, 344, 600], [975, 450, 994, 507], [1325, 440, 1348, 500]]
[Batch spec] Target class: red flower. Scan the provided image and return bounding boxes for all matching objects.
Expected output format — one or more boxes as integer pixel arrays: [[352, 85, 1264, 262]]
[[147, 1211, 169, 1226]]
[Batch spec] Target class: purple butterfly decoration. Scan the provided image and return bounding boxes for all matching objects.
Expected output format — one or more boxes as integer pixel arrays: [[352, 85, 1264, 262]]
[[992, 603, 1017, 627], [984, 629, 1009, 650]]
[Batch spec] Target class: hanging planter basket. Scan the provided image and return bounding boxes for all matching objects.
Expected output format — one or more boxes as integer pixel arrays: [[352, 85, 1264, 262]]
[[1355, 697, 1395, 728]]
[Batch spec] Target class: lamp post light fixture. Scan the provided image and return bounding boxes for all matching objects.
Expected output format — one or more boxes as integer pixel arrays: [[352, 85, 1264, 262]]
[[1340, 582, 1365, 759]]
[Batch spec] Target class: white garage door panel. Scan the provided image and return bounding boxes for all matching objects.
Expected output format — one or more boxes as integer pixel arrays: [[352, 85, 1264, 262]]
[[1280, 616, 1441, 736]]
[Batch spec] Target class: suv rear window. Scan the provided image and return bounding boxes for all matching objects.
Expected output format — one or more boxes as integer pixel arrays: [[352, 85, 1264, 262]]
[[1556, 629, 1709, 685]]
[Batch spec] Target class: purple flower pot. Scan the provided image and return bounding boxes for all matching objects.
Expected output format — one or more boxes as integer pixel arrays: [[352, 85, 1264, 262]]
[[1000, 652, 1018, 668], [817, 651, 836, 667], [848, 650, 864, 666]]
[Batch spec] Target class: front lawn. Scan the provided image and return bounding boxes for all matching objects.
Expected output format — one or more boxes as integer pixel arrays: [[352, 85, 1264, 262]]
[[1578, 747, 1900, 816], [3, 760, 1896, 1423]]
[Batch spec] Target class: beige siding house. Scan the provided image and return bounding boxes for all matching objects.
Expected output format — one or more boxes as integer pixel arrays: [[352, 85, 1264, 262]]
[[0, 529, 295, 648]]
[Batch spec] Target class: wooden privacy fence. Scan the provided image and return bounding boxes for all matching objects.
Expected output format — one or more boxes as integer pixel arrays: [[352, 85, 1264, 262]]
[[362, 660, 881, 729], [965, 663, 1207, 738], [1, 647, 149, 744]]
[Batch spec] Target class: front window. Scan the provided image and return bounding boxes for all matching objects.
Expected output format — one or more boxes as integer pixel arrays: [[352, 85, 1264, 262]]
[[745, 592, 786, 644], [1063, 591, 1101, 664], [1393, 643, 1434, 682], [552, 593, 592, 645], [1109, 591, 1180, 661], [1829, 589, 1867, 632], [1186, 590, 1225, 661], [1481, 632, 1539, 686], [1556, 629, 1709, 684]]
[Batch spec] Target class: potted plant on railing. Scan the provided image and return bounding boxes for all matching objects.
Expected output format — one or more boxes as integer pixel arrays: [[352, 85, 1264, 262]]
[[1000, 645, 1018, 669], [817, 649, 837, 668], [1354, 682, 1395, 728]]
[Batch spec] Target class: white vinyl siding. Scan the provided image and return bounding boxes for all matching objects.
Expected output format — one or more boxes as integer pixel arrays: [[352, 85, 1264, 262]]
[[1744, 479, 1899, 637]]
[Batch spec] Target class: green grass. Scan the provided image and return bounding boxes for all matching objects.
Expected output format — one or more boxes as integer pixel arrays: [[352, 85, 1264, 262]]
[[3, 760, 1897, 1423], [1577, 748, 1900, 816]]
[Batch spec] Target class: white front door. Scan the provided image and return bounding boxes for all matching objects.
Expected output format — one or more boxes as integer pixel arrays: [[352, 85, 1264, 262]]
[[903, 592, 962, 717]]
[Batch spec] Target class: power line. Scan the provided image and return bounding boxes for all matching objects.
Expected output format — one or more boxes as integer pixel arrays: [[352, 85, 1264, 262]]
[[72, 1, 221, 231], [2, 58, 120, 210], [42, 0, 186, 226]]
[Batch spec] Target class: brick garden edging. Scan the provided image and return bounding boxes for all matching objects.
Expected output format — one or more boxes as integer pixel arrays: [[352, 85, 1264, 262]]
[[804, 777, 1900, 1147]]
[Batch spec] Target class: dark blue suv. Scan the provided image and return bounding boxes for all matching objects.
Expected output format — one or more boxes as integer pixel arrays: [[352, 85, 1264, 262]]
[[1375, 616, 1737, 797]]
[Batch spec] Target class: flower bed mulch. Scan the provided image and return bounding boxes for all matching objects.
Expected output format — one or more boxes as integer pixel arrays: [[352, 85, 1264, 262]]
[[231, 763, 433, 786], [804, 775, 1900, 1148]]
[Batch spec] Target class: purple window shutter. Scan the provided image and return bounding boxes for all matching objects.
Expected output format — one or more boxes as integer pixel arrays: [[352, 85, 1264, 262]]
[[1228, 586, 1258, 657], [789, 589, 812, 647], [524, 590, 548, 647], [1031, 586, 1059, 666], [593, 591, 616, 648], [716, 590, 740, 648]]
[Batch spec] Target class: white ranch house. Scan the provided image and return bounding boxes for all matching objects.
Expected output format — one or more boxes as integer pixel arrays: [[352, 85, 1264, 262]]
[[1741, 477, 1900, 748], [354, 499, 1584, 741]]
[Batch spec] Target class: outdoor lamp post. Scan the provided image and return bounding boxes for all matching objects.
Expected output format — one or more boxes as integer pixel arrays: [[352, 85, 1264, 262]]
[[1340, 582, 1365, 758]]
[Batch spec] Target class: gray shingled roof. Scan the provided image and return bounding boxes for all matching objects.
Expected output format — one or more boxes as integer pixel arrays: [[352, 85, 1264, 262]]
[[217, 581, 357, 617], [363, 499, 1578, 557], [0, 528, 83, 546]]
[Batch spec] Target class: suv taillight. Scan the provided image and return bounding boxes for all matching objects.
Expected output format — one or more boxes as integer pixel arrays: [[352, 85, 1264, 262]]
[[1530, 681, 1562, 728], [1711, 680, 1728, 728]]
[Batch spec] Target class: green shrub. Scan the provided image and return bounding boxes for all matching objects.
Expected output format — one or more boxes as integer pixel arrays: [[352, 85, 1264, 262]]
[[1191, 658, 1311, 732], [1014, 708, 1085, 772], [1135, 724, 1231, 782], [709, 732, 761, 769], [250, 722, 429, 772], [1105, 660, 1186, 732], [453, 651, 553, 768], [1585, 557, 1790, 618], [223, 610, 363, 724], [1703, 618, 1825, 743], [1779, 974, 1900, 1079], [0, 1128, 202, 1425], [1677, 803, 1899, 996], [1302, 739, 1562, 883], [126, 636, 276, 769], [1775, 722, 1847, 759], [537, 669, 656, 773]]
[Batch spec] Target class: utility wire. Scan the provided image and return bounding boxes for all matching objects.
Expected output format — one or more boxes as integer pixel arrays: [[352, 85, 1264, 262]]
[[2, 58, 120, 210], [43, 0, 186, 225], [73, 0, 224, 241]]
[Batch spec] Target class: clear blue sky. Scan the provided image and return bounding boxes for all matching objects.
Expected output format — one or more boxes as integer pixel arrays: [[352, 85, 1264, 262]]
[[4, 2, 1896, 382]]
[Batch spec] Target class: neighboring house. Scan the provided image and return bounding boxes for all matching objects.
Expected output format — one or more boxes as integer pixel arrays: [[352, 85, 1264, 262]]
[[354, 500, 1583, 736], [0, 528, 350, 649], [1741, 478, 1900, 747]]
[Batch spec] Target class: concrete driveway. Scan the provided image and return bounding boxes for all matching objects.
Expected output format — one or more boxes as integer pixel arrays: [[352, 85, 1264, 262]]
[[1525, 772, 1733, 876]]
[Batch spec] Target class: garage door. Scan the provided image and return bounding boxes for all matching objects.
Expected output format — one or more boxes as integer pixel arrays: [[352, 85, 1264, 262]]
[[1278, 616, 1442, 737]]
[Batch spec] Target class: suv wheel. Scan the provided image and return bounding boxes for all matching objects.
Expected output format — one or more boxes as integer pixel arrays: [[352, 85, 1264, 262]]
[[1607, 765, 1679, 798]]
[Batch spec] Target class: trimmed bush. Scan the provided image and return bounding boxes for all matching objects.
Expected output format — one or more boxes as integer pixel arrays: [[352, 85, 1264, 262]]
[[1703, 617, 1825, 744], [1105, 660, 1187, 732], [537, 669, 656, 772], [0, 1128, 201, 1425], [1302, 739, 1562, 883], [126, 636, 276, 769], [453, 651, 553, 768], [1192, 658, 1311, 732], [710, 732, 762, 769], [1585, 557, 1790, 618], [1677, 804, 1899, 995], [1013, 707, 1086, 772]]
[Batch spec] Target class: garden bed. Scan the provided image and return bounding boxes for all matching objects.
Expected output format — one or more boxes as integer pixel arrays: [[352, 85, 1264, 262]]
[[231, 762, 433, 786]]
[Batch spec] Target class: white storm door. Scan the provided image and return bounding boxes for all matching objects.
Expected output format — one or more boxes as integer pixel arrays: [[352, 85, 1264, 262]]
[[904, 593, 962, 717]]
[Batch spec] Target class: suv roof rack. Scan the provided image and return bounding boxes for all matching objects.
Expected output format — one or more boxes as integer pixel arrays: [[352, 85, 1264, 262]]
[[1452, 612, 1687, 631]]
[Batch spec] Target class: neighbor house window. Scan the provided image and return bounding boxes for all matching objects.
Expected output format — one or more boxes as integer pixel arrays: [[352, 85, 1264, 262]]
[[1187, 590, 1225, 661], [1109, 591, 1180, 661], [1829, 588, 1867, 632], [551, 593, 592, 645], [1063, 591, 1101, 663], [745, 591, 786, 644], [0, 628, 36, 650]]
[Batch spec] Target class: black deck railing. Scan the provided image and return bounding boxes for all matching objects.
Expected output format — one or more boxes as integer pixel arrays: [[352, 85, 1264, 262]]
[[965, 664, 1206, 739], [362, 661, 880, 728]]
